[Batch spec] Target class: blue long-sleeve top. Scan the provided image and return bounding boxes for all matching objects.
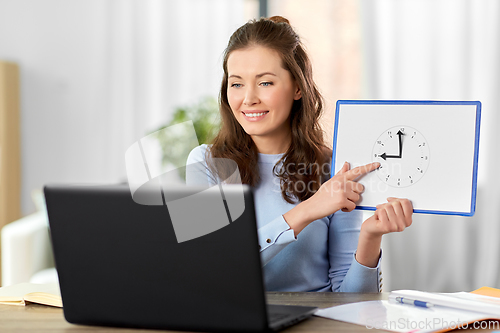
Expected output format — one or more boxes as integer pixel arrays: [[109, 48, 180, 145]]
[[186, 144, 382, 292]]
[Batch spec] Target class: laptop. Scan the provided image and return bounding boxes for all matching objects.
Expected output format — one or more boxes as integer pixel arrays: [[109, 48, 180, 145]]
[[44, 184, 317, 332]]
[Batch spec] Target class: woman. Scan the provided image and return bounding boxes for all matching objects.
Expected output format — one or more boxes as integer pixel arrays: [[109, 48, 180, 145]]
[[187, 16, 412, 292]]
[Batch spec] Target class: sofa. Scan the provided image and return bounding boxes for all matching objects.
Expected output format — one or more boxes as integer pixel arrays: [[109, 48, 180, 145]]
[[1, 189, 58, 286]]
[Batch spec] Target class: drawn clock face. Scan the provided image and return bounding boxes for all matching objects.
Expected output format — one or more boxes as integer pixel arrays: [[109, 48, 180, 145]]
[[372, 125, 430, 187]]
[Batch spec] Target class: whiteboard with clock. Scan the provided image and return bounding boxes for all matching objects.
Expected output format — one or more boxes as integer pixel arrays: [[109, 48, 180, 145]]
[[331, 100, 481, 216]]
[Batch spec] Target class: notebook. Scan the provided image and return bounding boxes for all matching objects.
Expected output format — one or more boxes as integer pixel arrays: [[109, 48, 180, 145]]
[[44, 184, 317, 332]]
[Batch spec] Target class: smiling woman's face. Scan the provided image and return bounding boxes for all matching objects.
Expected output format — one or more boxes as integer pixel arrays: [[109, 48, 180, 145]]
[[226, 46, 301, 152]]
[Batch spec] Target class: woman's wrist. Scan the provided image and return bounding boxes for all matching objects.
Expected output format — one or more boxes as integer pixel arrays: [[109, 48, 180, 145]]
[[283, 200, 314, 237], [355, 226, 383, 268]]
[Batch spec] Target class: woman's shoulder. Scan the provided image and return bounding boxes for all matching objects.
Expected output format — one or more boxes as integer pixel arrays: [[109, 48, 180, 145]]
[[186, 144, 218, 186], [186, 144, 211, 164]]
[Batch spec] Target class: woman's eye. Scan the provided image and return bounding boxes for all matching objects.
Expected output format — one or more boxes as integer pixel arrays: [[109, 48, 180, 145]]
[[260, 82, 273, 87], [230, 83, 242, 88]]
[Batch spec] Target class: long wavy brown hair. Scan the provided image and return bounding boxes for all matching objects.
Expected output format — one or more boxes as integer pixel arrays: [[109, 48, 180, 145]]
[[208, 16, 331, 204]]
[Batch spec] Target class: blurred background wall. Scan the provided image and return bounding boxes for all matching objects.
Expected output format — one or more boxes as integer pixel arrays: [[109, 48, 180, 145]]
[[359, 0, 500, 293], [0, 0, 499, 292], [0, 0, 245, 214]]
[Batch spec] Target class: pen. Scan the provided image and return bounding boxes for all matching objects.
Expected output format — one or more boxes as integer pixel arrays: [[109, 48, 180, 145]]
[[395, 297, 434, 308]]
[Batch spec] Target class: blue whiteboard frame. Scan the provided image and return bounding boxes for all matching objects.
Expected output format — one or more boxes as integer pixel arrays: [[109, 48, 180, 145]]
[[331, 100, 482, 216]]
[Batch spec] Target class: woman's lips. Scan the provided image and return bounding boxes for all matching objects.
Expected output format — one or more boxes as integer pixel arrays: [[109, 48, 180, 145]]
[[242, 110, 269, 121]]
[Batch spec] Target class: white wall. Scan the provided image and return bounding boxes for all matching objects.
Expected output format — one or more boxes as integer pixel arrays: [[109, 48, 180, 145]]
[[0, 0, 245, 215]]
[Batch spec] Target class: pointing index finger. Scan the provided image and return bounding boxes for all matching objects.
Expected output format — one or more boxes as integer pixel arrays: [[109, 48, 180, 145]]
[[344, 162, 380, 181]]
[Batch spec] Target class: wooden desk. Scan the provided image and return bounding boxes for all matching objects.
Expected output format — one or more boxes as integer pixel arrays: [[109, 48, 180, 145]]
[[268, 291, 385, 332], [0, 292, 495, 332], [0, 292, 381, 332]]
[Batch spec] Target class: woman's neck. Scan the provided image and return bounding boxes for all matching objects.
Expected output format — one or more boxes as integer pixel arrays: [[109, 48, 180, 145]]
[[251, 131, 291, 155]]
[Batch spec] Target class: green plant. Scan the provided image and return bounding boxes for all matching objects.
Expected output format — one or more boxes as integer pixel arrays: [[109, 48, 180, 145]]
[[151, 96, 220, 180]]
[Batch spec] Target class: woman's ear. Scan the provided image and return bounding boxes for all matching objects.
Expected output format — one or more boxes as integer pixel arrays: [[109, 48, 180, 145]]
[[293, 83, 302, 100]]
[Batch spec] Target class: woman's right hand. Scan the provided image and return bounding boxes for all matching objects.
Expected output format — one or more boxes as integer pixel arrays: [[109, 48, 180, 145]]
[[309, 161, 380, 217], [283, 161, 379, 236]]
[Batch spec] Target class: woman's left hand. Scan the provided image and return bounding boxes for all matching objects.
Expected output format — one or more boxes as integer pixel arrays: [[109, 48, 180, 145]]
[[355, 198, 413, 268], [362, 197, 413, 238]]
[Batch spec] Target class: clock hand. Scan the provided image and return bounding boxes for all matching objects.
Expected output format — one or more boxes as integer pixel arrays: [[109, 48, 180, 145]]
[[379, 130, 405, 160], [379, 152, 400, 160], [397, 130, 404, 158]]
